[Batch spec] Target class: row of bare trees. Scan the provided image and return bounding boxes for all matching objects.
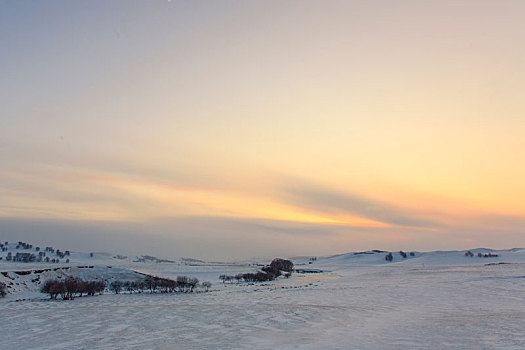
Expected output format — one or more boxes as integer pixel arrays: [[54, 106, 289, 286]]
[[220, 258, 294, 284], [40, 275, 212, 300], [110, 276, 211, 294], [41, 277, 105, 300]]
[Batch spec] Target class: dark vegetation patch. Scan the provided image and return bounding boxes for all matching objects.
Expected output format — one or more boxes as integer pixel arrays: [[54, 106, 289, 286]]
[[295, 268, 323, 273], [384, 251, 415, 261], [485, 262, 511, 266], [14, 271, 32, 276], [220, 258, 294, 284], [40, 273, 211, 301], [41, 278, 105, 300], [133, 255, 175, 264], [0, 282, 7, 297], [465, 251, 499, 258]]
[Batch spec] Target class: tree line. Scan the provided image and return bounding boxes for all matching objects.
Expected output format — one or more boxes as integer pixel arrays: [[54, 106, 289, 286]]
[[40, 275, 212, 300], [385, 251, 415, 261], [220, 258, 294, 284], [109, 275, 209, 294], [41, 277, 105, 300], [465, 251, 499, 258]]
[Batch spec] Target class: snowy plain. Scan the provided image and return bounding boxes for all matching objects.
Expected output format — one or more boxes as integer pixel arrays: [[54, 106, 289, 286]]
[[1, 247, 524, 349]]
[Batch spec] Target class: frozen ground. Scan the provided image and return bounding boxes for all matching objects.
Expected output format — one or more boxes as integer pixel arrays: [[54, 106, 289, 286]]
[[1, 249, 524, 349]]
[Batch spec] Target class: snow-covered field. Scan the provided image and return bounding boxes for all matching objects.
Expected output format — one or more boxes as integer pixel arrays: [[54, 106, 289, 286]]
[[1, 248, 524, 349]]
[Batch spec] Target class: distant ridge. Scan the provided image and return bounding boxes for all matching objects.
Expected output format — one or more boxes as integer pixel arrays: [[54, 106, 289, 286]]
[[295, 248, 525, 268]]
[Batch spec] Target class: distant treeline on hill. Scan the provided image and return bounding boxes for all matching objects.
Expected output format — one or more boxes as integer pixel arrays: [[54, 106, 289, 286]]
[[0, 241, 71, 263], [464, 251, 499, 258], [220, 258, 294, 283], [385, 251, 415, 261], [133, 255, 175, 264]]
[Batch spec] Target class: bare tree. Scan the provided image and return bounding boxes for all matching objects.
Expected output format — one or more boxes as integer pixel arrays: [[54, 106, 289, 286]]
[[41, 279, 64, 300], [270, 258, 294, 273], [110, 280, 123, 294], [136, 280, 146, 293], [0, 282, 7, 297], [144, 277, 158, 293], [187, 277, 199, 292], [41, 278, 104, 300], [176, 276, 189, 292], [158, 278, 176, 293], [86, 281, 105, 296], [64, 277, 81, 300]]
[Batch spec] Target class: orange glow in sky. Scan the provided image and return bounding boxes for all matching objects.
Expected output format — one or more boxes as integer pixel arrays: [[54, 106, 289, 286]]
[[1, 1, 524, 257]]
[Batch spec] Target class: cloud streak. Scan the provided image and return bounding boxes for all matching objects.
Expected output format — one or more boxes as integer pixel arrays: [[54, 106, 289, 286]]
[[281, 182, 440, 229]]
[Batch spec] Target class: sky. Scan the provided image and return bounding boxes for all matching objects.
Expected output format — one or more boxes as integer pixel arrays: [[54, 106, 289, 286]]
[[1, 0, 524, 260]]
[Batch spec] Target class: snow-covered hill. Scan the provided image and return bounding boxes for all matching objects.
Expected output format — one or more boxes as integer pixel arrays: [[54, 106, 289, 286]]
[[0, 240, 254, 298], [0, 266, 147, 296], [1, 241, 525, 349], [294, 247, 525, 270], [0, 240, 184, 271], [2, 241, 524, 300]]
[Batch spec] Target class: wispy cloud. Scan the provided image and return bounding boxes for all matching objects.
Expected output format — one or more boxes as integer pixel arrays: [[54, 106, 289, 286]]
[[281, 182, 440, 229]]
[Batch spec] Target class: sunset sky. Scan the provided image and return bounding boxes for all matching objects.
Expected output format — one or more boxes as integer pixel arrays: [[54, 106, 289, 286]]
[[1, 1, 524, 259]]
